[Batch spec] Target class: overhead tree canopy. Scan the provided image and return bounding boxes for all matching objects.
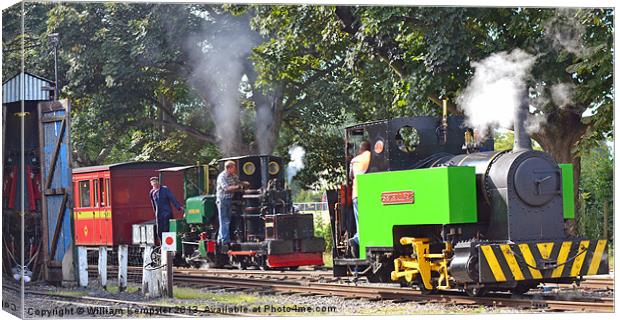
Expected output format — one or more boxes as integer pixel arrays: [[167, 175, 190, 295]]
[[2, 4, 613, 233], [243, 6, 613, 233]]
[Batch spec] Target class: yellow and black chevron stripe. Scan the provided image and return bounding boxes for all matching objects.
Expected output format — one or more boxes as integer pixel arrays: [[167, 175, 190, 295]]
[[477, 240, 608, 283]]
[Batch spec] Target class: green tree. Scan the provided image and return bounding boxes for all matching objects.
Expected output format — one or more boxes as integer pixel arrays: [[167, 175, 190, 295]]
[[2, 3, 289, 164], [493, 131, 543, 151], [3, 4, 612, 236], [2, 2, 53, 80], [247, 6, 613, 231], [579, 141, 613, 242]]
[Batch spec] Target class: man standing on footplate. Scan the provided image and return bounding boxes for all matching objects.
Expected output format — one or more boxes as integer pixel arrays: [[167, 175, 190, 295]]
[[349, 140, 371, 257], [216, 160, 249, 245]]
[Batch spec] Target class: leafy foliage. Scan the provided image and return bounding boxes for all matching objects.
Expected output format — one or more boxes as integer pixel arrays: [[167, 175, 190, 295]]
[[579, 141, 613, 242], [2, 4, 613, 236], [493, 130, 543, 151]]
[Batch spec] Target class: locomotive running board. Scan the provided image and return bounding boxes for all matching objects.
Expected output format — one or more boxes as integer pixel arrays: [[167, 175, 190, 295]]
[[477, 239, 608, 283]]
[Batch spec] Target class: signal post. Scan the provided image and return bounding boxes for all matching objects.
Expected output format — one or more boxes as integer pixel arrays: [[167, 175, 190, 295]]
[[160, 232, 176, 298]]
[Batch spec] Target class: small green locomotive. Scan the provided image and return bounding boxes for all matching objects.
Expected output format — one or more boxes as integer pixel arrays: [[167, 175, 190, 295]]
[[158, 155, 325, 270], [328, 112, 608, 296]]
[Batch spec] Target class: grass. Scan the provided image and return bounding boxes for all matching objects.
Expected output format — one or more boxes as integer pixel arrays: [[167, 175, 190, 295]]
[[53, 290, 85, 297], [53, 284, 139, 297], [106, 285, 140, 294], [171, 287, 260, 304]]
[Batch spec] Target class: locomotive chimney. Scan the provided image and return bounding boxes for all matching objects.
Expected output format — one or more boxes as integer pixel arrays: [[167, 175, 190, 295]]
[[513, 88, 532, 152], [260, 156, 269, 189]]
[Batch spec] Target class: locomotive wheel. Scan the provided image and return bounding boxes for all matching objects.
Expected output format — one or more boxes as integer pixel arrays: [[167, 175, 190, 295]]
[[366, 269, 391, 283], [465, 286, 487, 297], [416, 277, 437, 294], [511, 284, 531, 295], [258, 257, 271, 271], [288, 266, 299, 271], [199, 262, 217, 269], [332, 265, 348, 277], [399, 279, 410, 288]]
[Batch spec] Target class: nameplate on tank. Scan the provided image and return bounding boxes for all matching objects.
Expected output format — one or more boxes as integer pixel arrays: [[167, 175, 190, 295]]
[[381, 191, 414, 205]]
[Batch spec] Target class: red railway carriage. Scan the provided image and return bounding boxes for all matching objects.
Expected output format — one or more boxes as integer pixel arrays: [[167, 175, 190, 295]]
[[72, 161, 184, 246]]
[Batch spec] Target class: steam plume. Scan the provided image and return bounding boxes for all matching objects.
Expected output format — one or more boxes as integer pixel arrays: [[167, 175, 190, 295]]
[[550, 82, 576, 109], [545, 9, 588, 58], [254, 85, 280, 154], [186, 12, 259, 156], [287, 145, 305, 182], [456, 49, 537, 138]]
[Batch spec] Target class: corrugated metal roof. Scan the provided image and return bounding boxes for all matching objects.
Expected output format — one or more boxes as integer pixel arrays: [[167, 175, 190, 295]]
[[2, 72, 53, 104], [158, 165, 198, 172]]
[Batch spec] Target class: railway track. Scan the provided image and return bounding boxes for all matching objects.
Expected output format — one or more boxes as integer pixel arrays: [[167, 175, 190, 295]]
[[89, 265, 614, 290], [558, 278, 615, 290], [173, 274, 614, 312], [87, 266, 614, 312]]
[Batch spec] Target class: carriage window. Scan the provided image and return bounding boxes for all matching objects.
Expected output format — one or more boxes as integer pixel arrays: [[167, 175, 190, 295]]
[[99, 178, 105, 207], [396, 126, 420, 153], [105, 178, 111, 207], [79, 180, 91, 208], [93, 179, 99, 207]]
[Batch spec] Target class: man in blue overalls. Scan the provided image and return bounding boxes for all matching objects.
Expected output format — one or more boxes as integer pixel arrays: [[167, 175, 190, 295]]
[[149, 176, 183, 242], [216, 161, 249, 245]]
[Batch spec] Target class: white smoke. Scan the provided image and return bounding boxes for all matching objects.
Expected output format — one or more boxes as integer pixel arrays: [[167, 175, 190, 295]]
[[525, 84, 549, 134], [529, 84, 549, 111], [286, 145, 305, 182], [545, 9, 588, 58], [525, 113, 547, 135], [456, 49, 537, 138], [186, 12, 259, 156], [550, 82, 576, 109], [255, 93, 275, 154]]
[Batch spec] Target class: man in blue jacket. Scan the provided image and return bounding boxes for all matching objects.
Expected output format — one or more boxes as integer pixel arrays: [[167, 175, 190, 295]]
[[149, 176, 183, 242]]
